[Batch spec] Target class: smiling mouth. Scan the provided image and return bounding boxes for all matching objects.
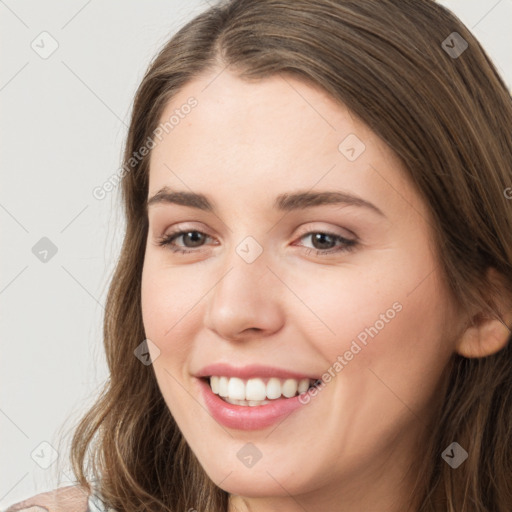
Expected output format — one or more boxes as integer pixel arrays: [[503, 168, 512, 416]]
[[203, 375, 321, 406]]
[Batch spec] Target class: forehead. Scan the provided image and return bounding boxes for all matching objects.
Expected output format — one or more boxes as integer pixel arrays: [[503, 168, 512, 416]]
[[147, 69, 422, 219], [150, 70, 367, 166]]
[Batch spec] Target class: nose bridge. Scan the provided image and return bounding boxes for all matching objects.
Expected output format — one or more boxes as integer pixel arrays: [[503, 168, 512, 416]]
[[203, 232, 285, 338], [216, 232, 276, 304]]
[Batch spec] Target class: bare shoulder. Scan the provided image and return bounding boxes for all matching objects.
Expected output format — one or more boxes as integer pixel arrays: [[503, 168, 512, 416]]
[[4, 484, 90, 512]]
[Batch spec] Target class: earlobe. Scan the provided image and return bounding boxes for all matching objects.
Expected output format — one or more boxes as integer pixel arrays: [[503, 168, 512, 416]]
[[455, 267, 512, 359]]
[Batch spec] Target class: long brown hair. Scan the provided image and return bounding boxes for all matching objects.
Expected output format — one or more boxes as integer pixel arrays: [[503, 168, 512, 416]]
[[69, 1, 512, 510]]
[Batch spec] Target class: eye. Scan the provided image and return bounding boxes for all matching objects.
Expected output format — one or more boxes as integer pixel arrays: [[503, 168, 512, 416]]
[[155, 228, 358, 257], [156, 230, 213, 254], [295, 231, 358, 256]]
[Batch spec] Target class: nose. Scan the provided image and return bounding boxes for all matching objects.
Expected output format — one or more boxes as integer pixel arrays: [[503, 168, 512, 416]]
[[203, 247, 285, 342]]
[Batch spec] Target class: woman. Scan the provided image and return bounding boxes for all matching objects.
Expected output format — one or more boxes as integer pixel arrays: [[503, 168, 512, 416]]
[[7, 0, 512, 511]]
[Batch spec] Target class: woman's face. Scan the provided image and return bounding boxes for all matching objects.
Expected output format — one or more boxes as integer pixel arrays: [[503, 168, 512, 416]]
[[141, 70, 462, 508]]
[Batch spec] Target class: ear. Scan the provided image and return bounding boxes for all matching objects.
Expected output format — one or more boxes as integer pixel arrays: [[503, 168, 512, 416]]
[[455, 267, 512, 358]]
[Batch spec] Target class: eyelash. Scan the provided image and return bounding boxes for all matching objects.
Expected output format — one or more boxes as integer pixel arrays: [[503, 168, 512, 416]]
[[156, 229, 358, 257]]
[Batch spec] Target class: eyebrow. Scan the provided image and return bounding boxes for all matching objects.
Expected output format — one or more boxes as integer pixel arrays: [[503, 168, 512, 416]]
[[146, 186, 385, 217]]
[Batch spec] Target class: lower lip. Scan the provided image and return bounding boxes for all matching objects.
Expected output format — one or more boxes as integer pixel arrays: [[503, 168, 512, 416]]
[[197, 378, 309, 430]]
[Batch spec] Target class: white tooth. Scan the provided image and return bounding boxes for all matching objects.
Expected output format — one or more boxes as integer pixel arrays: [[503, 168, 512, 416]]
[[228, 377, 246, 400], [216, 375, 310, 401], [282, 378, 299, 398], [219, 376, 229, 397], [210, 376, 220, 394], [266, 377, 282, 399], [245, 378, 267, 401], [298, 378, 310, 394]]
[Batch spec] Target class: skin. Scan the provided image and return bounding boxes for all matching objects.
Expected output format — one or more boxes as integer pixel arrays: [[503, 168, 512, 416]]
[[140, 69, 475, 512]]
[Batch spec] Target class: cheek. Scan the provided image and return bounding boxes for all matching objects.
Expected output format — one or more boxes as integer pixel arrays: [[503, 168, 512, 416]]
[[140, 256, 205, 350], [287, 249, 454, 400], [280, 257, 411, 361], [140, 261, 199, 417]]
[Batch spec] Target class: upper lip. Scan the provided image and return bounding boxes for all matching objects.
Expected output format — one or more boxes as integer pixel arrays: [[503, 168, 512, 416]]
[[195, 363, 319, 381]]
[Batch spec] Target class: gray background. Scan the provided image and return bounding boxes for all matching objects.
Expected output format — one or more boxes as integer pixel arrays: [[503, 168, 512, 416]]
[[1, 0, 511, 508]]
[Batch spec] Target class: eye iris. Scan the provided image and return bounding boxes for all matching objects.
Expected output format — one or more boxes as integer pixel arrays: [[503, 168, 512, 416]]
[[183, 231, 205, 248], [312, 233, 335, 250]]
